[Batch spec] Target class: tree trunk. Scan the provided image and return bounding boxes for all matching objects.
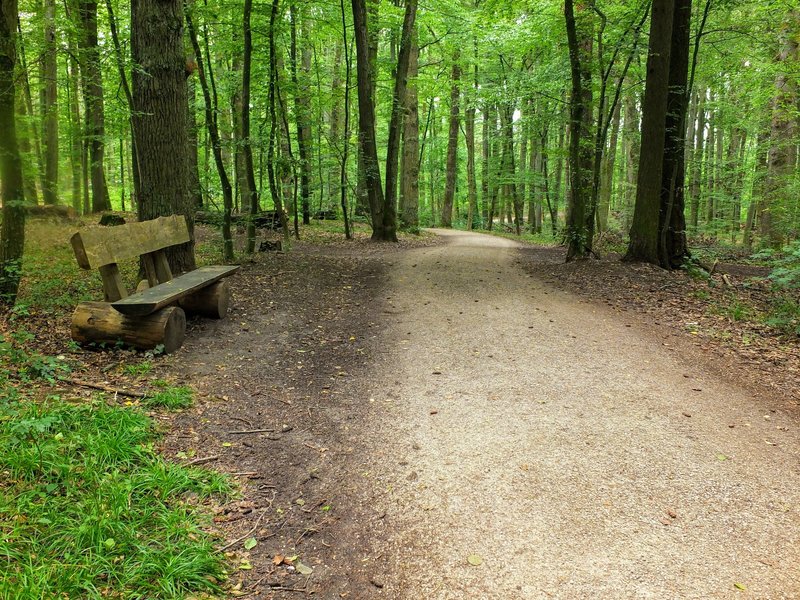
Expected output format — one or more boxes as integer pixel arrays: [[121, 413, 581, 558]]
[[79, 1, 110, 213], [440, 53, 460, 228], [399, 27, 419, 230], [500, 102, 521, 235], [624, 0, 674, 265], [290, 3, 312, 226], [186, 3, 234, 260], [760, 11, 799, 249], [382, 0, 416, 241], [329, 41, 344, 209], [242, 0, 260, 252], [0, 0, 25, 305], [564, 0, 594, 260], [352, 0, 389, 240], [42, 0, 58, 205], [464, 73, 477, 230], [597, 100, 621, 233], [132, 0, 195, 272], [658, 0, 691, 269], [689, 91, 704, 229]]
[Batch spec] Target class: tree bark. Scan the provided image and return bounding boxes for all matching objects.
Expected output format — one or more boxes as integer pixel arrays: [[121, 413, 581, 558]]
[[352, 0, 389, 240], [624, 0, 674, 265], [242, 0, 260, 252], [42, 0, 58, 205], [658, 0, 691, 269], [760, 11, 799, 249], [564, 0, 594, 260], [0, 0, 25, 304], [399, 24, 419, 229], [440, 53, 461, 228], [132, 0, 195, 271], [187, 3, 236, 260], [79, 1, 110, 213], [290, 3, 312, 226], [382, 0, 416, 240]]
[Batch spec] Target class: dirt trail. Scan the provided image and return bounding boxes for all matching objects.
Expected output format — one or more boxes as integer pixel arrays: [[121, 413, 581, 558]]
[[350, 229, 800, 599]]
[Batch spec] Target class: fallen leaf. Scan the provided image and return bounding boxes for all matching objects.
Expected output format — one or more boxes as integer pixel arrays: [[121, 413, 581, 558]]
[[734, 582, 746, 591], [295, 561, 313, 575], [467, 554, 483, 566], [717, 454, 728, 461], [272, 554, 284, 565], [243, 537, 257, 550], [239, 560, 253, 570]]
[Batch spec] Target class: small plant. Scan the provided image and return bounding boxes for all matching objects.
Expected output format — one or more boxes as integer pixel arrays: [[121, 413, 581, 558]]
[[123, 360, 153, 376], [143, 385, 194, 410]]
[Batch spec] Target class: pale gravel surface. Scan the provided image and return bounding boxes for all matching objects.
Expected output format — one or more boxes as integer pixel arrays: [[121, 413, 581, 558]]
[[351, 229, 800, 599]]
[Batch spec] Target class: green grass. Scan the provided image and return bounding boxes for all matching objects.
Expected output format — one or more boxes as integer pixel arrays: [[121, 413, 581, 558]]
[[0, 396, 231, 599], [143, 386, 194, 410]]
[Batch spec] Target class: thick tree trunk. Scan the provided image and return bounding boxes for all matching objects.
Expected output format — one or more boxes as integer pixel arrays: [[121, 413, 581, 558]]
[[399, 30, 419, 229], [658, 0, 691, 269], [132, 0, 195, 272], [564, 0, 594, 260], [689, 91, 704, 229], [440, 54, 460, 228], [79, 1, 110, 213], [624, 0, 674, 265], [0, 0, 25, 305], [760, 11, 799, 249], [464, 83, 477, 230], [481, 104, 491, 223], [500, 103, 521, 235]]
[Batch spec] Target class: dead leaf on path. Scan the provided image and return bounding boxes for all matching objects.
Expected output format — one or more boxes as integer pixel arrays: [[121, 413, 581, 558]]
[[272, 554, 285, 565], [667, 509, 677, 519], [734, 582, 747, 591], [430, 410, 439, 415], [244, 537, 257, 550], [467, 554, 483, 566], [296, 561, 313, 575], [717, 454, 729, 461]]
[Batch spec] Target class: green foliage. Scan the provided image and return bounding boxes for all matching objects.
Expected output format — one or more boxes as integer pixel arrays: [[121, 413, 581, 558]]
[[123, 361, 153, 377], [142, 386, 194, 410], [755, 242, 800, 290], [763, 298, 800, 335], [0, 396, 231, 599], [0, 330, 70, 398]]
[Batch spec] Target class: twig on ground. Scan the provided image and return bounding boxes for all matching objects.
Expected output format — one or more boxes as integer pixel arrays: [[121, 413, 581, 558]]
[[220, 509, 268, 552], [227, 428, 275, 435], [66, 378, 147, 398], [185, 455, 219, 466]]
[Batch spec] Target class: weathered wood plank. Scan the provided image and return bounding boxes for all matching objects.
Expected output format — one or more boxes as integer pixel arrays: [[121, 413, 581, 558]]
[[72, 301, 186, 353], [111, 265, 239, 316], [99, 264, 128, 301], [71, 215, 191, 270]]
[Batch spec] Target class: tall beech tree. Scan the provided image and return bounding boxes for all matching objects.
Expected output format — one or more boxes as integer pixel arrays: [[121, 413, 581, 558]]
[[79, 0, 110, 213], [440, 53, 460, 228], [0, 0, 25, 304], [131, 0, 194, 272], [352, 0, 390, 240], [383, 0, 417, 240], [42, 0, 57, 205]]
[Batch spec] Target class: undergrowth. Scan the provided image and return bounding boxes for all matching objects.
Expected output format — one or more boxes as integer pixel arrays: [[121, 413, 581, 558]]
[[0, 395, 231, 599]]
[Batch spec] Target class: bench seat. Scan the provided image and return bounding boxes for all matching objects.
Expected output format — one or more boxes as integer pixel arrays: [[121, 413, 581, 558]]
[[111, 265, 240, 316]]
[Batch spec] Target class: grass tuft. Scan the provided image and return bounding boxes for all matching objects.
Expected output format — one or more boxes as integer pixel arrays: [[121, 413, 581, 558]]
[[142, 386, 194, 410], [0, 396, 231, 599]]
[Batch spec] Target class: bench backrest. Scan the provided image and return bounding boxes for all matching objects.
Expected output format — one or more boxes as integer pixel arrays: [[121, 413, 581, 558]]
[[71, 215, 191, 302], [71, 215, 189, 270]]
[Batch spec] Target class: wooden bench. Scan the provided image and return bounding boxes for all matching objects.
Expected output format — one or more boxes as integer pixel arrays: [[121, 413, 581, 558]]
[[70, 215, 239, 353]]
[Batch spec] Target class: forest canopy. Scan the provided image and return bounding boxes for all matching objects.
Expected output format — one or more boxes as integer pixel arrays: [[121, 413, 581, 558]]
[[1, 0, 799, 302]]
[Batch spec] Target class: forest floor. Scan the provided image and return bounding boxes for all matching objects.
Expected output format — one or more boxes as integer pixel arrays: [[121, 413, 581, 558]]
[[13, 223, 800, 598]]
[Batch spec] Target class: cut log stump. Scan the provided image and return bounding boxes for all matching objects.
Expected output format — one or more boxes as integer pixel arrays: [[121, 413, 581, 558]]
[[71, 301, 186, 354], [179, 280, 231, 319]]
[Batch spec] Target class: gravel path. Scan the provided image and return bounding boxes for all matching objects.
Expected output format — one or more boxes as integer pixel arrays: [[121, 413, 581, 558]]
[[353, 229, 800, 599]]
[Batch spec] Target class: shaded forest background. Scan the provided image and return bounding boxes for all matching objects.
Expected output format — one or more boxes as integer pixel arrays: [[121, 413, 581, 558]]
[[1, 0, 800, 296]]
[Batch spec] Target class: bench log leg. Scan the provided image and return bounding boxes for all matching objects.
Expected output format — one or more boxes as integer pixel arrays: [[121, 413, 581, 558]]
[[71, 302, 186, 354], [178, 280, 231, 319]]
